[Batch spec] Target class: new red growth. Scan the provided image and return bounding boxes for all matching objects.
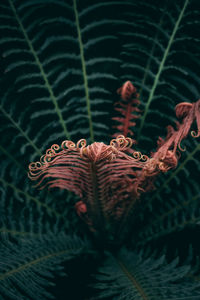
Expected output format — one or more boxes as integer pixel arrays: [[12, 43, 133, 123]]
[[112, 81, 141, 142], [28, 81, 200, 233]]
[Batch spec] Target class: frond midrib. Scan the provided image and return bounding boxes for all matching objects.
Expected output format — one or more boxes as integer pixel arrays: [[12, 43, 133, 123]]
[[0, 105, 42, 156], [73, 0, 94, 142], [137, 0, 189, 140], [0, 177, 62, 218], [8, 0, 70, 139], [139, 4, 167, 99], [0, 227, 39, 237], [0, 247, 82, 281], [115, 255, 149, 300]]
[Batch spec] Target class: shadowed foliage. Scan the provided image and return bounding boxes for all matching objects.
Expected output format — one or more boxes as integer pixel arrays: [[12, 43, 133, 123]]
[[0, 0, 200, 299]]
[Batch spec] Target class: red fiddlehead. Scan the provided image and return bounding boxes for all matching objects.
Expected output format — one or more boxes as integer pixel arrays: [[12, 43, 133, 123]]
[[112, 81, 141, 142]]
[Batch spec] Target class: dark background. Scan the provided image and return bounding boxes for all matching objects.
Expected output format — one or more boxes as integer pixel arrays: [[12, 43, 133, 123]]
[[0, 0, 200, 299]]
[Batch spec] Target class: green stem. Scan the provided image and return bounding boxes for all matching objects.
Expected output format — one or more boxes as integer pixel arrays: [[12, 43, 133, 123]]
[[73, 0, 94, 142], [0, 228, 38, 236], [115, 255, 149, 300], [8, 0, 70, 139], [139, 5, 166, 98], [138, 0, 189, 140]]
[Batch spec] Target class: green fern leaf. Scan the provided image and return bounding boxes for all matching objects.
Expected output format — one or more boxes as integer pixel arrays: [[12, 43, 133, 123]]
[[0, 0, 200, 298], [93, 248, 200, 299], [0, 233, 90, 300]]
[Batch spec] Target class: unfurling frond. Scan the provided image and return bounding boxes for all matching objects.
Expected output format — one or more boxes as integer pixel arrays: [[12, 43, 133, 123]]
[[112, 81, 141, 141], [28, 136, 149, 233], [152, 99, 200, 169], [28, 85, 200, 238], [135, 98, 200, 195]]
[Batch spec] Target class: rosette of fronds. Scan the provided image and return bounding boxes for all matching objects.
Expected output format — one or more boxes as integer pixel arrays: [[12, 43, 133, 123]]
[[28, 82, 200, 243], [1, 0, 200, 298]]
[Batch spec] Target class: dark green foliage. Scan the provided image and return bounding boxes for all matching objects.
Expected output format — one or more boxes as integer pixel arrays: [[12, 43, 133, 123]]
[[0, 233, 90, 300], [0, 0, 200, 299], [93, 248, 200, 299]]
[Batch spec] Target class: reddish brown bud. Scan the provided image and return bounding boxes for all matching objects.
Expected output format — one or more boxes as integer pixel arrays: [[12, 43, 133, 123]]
[[117, 81, 137, 101], [75, 201, 87, 215]]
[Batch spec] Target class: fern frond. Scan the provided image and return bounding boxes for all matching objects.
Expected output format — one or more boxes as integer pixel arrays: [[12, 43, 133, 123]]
[[137, 0, 189, 139], [0, 233, 90, 300], [120, 0, 200, 152], [135, 183, 200, 247], [145, 137, 200, 211], [0, 102, 42, 157], [112, 81, 141, 140], [1, 0, 200, 298], [132, 136, 200, 247], [0, 0, 132, 245], [28, 136, 149, 236], [6, 0, 70, 139], [0, 1, 128, 186], [0, 145, 81, 238], [93, 248, 200, 299]]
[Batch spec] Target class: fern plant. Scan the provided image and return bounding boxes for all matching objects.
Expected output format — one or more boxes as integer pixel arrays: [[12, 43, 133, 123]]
[[0, 0, 200, 299]]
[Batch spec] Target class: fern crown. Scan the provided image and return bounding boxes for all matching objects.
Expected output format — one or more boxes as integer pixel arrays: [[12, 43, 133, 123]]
[[1, 0, 200, 299], [28, 81, 200, 240]]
